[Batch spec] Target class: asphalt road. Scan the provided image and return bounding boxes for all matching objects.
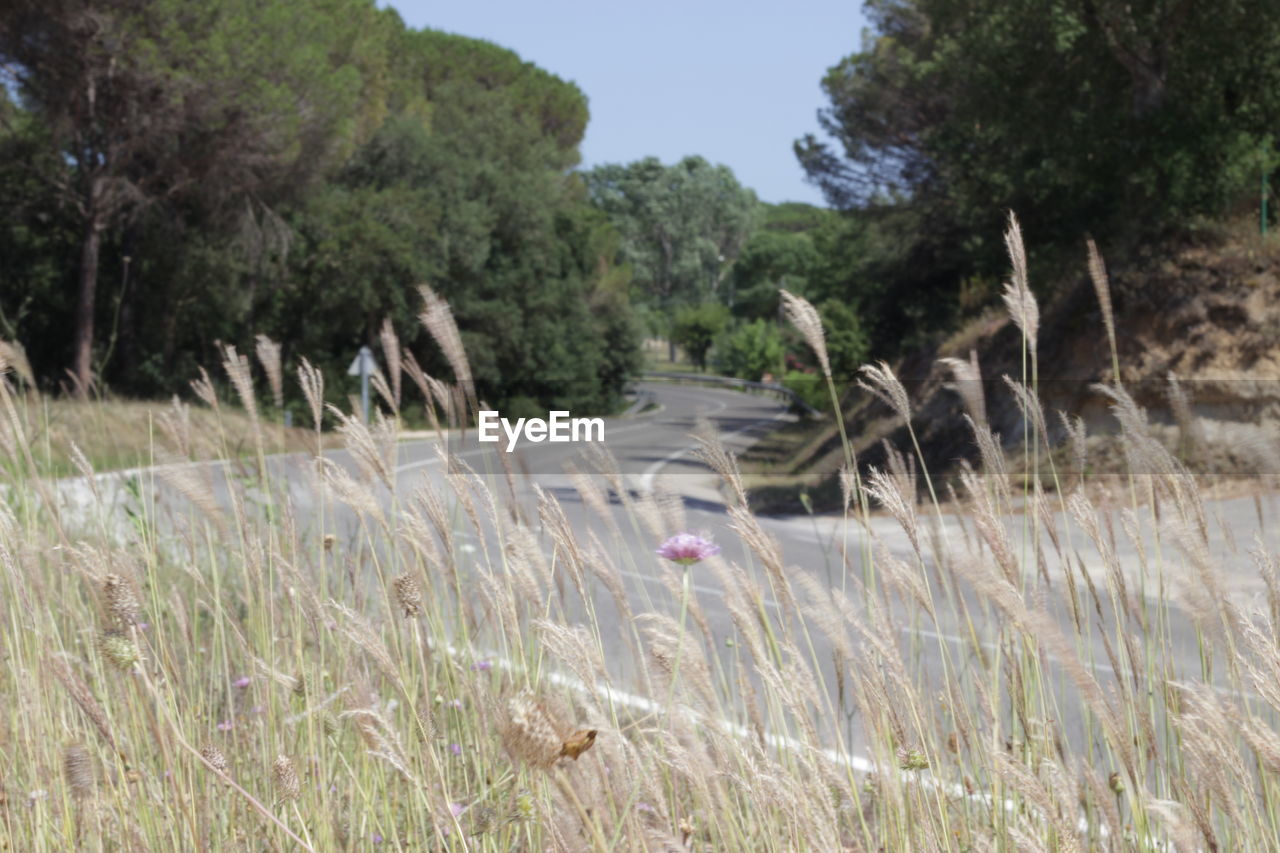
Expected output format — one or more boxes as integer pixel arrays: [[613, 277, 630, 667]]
[[84, 379, 1280, 758], [379, 380, 1280, 752]]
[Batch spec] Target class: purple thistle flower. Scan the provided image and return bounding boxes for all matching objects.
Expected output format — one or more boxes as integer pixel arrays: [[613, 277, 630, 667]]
[[471, 660, 492, 672], [449, 743, 462, 756], [372, 832, 383, 844], [656, 533, 720, 566]]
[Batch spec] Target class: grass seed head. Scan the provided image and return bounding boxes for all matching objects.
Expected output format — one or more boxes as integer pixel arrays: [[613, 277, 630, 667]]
[[103, 573, 140, 627], [272, 754, 300, 802], [501, 693, 564, 769], [201, 745, 228, 775], [98, 631, 141, 672], [392, 574, 423, 617], [63, 744, 93, 799]]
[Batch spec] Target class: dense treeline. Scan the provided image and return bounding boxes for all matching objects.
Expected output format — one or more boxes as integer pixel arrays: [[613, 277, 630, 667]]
[[796, 0, 1280, 362], [0, 0, 640, 414]]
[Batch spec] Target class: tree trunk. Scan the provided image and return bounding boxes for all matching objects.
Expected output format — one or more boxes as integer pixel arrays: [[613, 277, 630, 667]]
[[73, 210, 103, 397]]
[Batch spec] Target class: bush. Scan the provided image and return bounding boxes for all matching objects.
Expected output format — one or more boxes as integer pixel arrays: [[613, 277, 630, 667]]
[[781, 369, 830, 413], [715, 319, 784, 380]]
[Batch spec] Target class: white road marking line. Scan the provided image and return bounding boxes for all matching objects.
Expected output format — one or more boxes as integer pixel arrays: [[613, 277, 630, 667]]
[[637, 395, 792, 493]]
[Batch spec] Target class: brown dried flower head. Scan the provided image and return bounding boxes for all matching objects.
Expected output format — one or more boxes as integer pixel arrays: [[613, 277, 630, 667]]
[[64, 743, 93, 799], [272, 754, 300, 802], [103, 573, 140, 627], [500, 692, 564, 769], [201, 745, 228, 774], [392, 574, 423, 617]]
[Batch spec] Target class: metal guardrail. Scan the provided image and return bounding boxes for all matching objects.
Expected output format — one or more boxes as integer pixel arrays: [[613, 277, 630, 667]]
[[638, 371, 820, 417]]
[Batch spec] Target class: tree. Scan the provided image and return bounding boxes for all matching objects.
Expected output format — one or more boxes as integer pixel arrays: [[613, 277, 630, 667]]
[[818, 299, 869, 381], [730, 229, 819, 320], [0, 0, 377, 392], [799, 0, 1280, 236], [795, 0, 1280, 354], [671, 302, 730, 371], [585, 156, 760, 320]]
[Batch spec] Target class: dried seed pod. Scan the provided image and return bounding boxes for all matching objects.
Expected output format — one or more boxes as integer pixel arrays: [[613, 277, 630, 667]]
[[98, 632, 141, 672], [392, 574, 422, 617], [64, 744, 93, 799], [201, 746, 228, 775], [500, 693, 563, 770], [103, 574, 140, 627], [272, 755, 300, 802]]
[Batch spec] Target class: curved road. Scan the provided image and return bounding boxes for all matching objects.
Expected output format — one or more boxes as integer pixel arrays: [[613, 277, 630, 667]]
[[95, 378, 1280, 759]]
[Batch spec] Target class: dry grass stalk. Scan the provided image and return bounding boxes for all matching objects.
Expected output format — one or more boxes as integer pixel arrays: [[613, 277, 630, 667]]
[[190, 366, 219, 411], [1086, 238, 1117, 376], [780, 289, 831, 379], [418, 285, 473, 406], [400, 349, 443, 433], [1002, 213, 1039, 350], [370, 368, 397, 416], [858, 361, 911, 422], [47, 656, 119, 755], [220, 344, 258, 427], [692, 422, 748, 507], [254, 335, 284, 410], [296, 357, 325, 432], [0, 339, 34, 387], [939, 350, 987, 431], [156, 395, 193, 458], [379, 318, 402, 409]]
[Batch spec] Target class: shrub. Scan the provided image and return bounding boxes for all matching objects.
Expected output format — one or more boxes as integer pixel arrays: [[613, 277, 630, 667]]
[[715, 319, 784, 380]]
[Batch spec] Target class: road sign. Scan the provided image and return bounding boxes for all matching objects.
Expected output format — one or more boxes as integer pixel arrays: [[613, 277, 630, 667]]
[[347, 345, 376, 423], [347, 346, 376, 377]]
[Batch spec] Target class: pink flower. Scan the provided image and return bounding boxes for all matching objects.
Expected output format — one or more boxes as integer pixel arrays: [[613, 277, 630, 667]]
[[450, 802, 465, 817], [216, 720, 233, 732], [233, 676, 251, 689], [656, 533, 720, 566]]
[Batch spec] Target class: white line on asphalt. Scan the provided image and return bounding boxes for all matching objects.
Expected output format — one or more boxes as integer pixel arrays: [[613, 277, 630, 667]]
[[636, 394, 792, 493]]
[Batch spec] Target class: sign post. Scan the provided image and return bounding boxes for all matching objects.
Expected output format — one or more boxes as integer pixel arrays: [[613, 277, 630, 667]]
[[347, 345, 376, 424]]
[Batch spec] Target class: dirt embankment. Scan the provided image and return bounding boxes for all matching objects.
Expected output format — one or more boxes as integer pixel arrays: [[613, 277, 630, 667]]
[[748, 228, 1280, 512]]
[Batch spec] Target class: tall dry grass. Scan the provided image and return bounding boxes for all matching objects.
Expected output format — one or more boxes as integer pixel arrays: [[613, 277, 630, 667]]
[[0, 231, 1278, 851]]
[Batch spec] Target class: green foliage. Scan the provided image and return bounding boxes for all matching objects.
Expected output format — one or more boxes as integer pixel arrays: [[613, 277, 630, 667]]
[[780, 369, 830, 413], [584, 156, 761, 313], [797, 0, 1280, 355], [715, 320, 785, 381], [730, 229, 819, 320], [0, 5, 640, 413], [671, 302, 731, 371], [818, 299, 870, 381]]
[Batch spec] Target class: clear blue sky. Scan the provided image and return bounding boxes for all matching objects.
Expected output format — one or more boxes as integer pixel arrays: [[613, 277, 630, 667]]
[[383, 0, 867, 206]]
